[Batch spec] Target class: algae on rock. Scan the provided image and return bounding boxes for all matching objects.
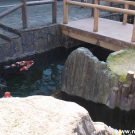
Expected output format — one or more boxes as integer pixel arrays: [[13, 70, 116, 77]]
[[107, 49, 135, 83], [107, 49, 135, 111]]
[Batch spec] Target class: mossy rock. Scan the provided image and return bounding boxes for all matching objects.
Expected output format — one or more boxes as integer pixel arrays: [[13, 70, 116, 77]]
[[107, 49, 135, 83]]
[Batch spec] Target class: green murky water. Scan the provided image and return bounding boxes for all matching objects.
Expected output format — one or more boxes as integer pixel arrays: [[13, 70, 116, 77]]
[[0, 44, 112, 97], [0, 47, 68, 97]]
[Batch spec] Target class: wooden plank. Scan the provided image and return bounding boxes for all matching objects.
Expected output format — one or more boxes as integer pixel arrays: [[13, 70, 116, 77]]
[[62, 29, 125, 51], [0, 4, 23, 19], [21, 0, 28, 28], [66, 1, 135, 16], [63, 0, 68, 24], [52, 0, 57, 23], [123, 4, 129, 25]]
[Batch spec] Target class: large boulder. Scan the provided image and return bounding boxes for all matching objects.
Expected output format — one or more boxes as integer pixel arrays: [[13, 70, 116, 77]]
[[62, 47, 118, 104], [0, 96, 111, 135]]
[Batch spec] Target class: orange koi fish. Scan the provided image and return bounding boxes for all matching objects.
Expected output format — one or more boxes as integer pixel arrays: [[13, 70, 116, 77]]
[[4, 60, 34, 70], [3, 92, 12, 98], [20, 62, 34, 71], [16, 60, 34, 66]]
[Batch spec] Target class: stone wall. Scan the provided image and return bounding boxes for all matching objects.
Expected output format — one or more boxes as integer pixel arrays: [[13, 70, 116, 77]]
[[0, 24, 83, 63], [1, 8, 129, 64], [0, 10, 131, 63]]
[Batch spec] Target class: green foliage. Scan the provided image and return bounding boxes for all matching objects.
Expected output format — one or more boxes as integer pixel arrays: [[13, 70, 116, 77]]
[[107, 48, 135, 83]]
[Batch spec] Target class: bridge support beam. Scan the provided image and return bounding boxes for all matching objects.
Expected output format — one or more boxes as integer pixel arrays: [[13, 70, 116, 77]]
[[62, 30, 125, 51]]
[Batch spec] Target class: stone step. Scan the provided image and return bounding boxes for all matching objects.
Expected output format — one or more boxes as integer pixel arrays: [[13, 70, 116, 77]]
[[0, 27, 20, 41], [0, 23, 21, 36], [0, 37, 9, 44]]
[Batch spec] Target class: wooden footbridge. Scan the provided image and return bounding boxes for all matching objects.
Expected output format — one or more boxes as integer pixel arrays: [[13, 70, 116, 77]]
[[60, 0, 135, 51]]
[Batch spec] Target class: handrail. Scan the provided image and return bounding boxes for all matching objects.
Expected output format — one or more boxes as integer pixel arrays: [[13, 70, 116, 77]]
[[0, 4, 23, 19], [63, 0, 135, 42], [66, 1, 135, 15], [0, 0, 57, 28], [100, 0, 135, 24], [100, 0, 135, 6]]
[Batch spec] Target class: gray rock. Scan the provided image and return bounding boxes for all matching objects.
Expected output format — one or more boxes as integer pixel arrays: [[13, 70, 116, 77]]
[[62, 47, 118, 104]]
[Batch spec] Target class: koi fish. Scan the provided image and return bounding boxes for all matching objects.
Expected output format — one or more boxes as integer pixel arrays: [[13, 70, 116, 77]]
[[4, 60, 34, 69], [4, 63, 17, 69], [3, 92, 12, 98], [17, 60, 34, 66], [20, 62, 34, 71]]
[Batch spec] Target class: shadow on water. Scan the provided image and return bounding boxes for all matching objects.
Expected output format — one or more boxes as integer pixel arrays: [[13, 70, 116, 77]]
[[61, 92, 135, 130], [0, 43, 133, 130]]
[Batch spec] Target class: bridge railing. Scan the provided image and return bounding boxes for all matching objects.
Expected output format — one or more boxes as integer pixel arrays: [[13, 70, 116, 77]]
[[100, 0, 135, 24], [63, 0, 135, 42], [0, 0, 57, 28]]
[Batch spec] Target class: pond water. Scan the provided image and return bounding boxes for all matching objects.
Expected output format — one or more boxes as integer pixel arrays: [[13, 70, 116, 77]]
[[62, 92, 135, 130], [0, 47, 67, 97], [0, 44, 111, 98], [0, 44, 134, 130]]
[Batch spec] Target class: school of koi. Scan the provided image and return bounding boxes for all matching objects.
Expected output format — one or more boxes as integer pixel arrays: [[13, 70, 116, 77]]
[[0, 60, 34, 98]]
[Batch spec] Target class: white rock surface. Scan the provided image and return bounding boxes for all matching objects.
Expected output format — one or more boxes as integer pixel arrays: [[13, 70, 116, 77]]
[[94, 122, 112, 135], [0, 96, 96, 135]]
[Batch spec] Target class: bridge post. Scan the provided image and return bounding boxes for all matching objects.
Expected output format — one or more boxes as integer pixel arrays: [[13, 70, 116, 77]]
[[52, 0, 57, 23], [63, 0, 68, 24], [21, 0, 28, 28], [92, 0, 100, 17], [123, 4, 129, 25], [93, 0, 99, 32], [132, 16, 135, 42], [91, 0, 94, 16]]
